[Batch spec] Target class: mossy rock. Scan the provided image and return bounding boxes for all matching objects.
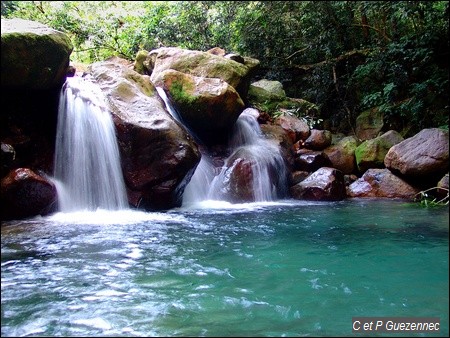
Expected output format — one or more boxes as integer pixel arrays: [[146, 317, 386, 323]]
[[355, 130, 404, 173], [1, 18, 73, 90], [248, 79, 286, 102]]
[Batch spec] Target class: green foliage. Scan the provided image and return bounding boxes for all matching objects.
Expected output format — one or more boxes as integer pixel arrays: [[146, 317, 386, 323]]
[[1, 1, 19, 16], [3, 1, 148, 62], [348, 1, 449, 135], [351, 34, 449, 134], [2, 1, 448, 134]]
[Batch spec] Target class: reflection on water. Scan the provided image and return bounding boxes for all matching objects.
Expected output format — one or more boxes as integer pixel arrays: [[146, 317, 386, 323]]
[[1, 200, 449, 337]]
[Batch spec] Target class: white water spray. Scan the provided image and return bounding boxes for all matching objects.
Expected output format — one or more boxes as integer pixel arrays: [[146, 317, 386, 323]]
[[183, 108, 288, 205], [53, 76, 128, 211]]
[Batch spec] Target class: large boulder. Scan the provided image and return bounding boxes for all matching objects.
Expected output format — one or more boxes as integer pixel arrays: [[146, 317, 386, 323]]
[[1, 18, 73, 90], [1, 168, 57, 220], [303, 129, 332, 150], [323, 136, 360, 174], [355, 130, 404, 173], [384, 128, 449, 184], [274, 114, 310, 144], [156, 69, 245, 145], [248, 79, 287, 102], [145, 46, 260, 100], [347, 168, 419, 200], [1, 19, 73, 179], [88, 60, 201, 210], [290, 167, 346, 201]]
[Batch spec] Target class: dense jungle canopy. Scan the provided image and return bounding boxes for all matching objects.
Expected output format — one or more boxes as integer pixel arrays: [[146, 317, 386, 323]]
[[2, 1, 449, 136]]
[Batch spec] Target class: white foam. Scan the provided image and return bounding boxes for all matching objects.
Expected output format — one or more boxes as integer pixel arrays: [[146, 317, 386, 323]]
[[46, 209, 187, 225]]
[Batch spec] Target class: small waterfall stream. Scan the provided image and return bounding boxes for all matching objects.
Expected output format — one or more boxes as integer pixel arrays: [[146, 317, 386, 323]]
[[208, 108, 288, 202], [53, 76, 128, 212], [181, 107, 288, 205]]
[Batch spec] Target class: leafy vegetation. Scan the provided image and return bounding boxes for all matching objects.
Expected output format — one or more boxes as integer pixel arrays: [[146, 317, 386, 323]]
[[2, 1, 448, 136]]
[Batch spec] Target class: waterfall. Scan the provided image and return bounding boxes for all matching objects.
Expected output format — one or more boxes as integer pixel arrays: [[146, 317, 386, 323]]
[[155, 86, 288, 206], [53, 76, 128, 212], [182, 108, 288, 205]]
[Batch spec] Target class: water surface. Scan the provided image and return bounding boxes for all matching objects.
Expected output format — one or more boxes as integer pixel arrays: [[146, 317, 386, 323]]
[[1, 199, 448, 336]]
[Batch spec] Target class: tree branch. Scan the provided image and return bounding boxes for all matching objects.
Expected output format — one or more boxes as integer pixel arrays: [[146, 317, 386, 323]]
[[286, 47, 309, 60], [292, 48, 372, 71], [351, 23, 392, 42]]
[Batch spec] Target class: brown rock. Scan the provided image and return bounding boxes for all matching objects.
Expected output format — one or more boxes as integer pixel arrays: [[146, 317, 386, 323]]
[[384, 128, 449, 180], [207, 47, 226, 56], [347, 168, 419, 200], [157, 69, 245, 145], [303, 129, 332, 150], [274, 115, 310, 143], [290, 167, 346, 201], [294, 150, 332, 172], [324, 136, 360, 174], [89, 60, 201, 210], [1, 168, 57, 220]]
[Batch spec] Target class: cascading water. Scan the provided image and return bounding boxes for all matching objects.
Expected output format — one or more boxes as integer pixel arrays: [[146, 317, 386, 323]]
[[53, 76, 128, 212], [156, 86, 288, 206], [182, 108, 289, 205]]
